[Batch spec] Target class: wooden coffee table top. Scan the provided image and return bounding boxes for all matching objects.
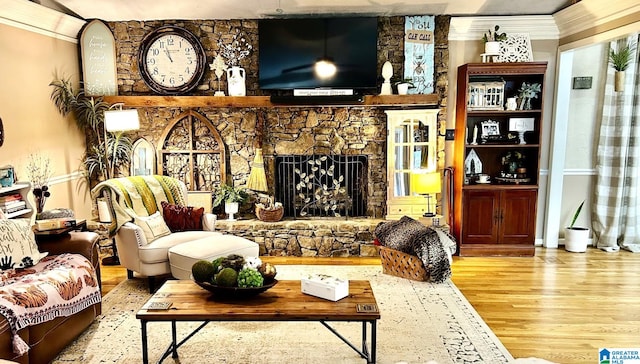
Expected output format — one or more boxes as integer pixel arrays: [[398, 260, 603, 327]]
[[137, 280, 380, 322]]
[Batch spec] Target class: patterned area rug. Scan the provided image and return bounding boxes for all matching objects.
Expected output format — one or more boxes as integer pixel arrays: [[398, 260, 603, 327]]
[[53, 265, 513, 363]]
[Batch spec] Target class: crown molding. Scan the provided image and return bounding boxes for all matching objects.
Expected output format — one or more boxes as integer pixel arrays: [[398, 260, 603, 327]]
[[0, 0, 85, 42], [554, 0, 640, 41], [449, 16, 559, 41]]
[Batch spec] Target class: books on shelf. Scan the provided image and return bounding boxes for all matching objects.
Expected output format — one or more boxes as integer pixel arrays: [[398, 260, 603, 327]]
[[35, 218, 77, 231], [0, 200, 26, 213], [0, 193, 22, 203]]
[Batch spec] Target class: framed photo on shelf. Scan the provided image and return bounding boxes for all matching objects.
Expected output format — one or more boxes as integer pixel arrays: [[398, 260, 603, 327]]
[[481, 120, 500, 137]]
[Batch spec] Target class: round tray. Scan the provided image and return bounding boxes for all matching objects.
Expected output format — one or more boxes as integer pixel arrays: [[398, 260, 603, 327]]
[[194, 279, 278, 299]]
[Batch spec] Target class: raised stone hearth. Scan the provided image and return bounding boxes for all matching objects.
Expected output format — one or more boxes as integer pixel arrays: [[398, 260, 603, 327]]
[[215, 218, 383, 257]]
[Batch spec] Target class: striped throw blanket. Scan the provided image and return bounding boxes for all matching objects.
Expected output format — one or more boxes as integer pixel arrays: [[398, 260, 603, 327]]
[[91, 175, 187, 234]]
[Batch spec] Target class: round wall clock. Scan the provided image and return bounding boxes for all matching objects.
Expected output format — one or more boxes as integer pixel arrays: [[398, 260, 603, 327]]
[[138, 26, 206, 95]]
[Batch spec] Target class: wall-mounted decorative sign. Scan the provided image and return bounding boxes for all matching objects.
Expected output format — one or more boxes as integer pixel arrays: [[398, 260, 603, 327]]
[[80, 19, 118, 96], [572, 76, 593, 89], [404, 15, 435, 94]]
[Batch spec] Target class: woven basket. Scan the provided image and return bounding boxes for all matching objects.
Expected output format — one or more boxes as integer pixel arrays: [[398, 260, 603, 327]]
[[255, 205, 284, 222], [378, 246, 428, 281]]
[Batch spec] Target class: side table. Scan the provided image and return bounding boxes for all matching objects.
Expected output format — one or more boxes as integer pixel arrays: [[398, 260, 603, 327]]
[[86, 220, 120, 266]]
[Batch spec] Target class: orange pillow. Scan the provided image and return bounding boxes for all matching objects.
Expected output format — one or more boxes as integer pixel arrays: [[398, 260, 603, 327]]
[[160, 201, 204, 232]]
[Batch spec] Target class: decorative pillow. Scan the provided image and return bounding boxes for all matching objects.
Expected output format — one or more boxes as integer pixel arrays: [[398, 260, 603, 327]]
[[161, 201, 204, 232], [374, 216, 430, 253], [133, 211, 171, 244], [0, 219, 47, 269]]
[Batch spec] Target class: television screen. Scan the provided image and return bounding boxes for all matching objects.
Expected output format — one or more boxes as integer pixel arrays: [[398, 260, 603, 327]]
[[258, 17, 378, 91]]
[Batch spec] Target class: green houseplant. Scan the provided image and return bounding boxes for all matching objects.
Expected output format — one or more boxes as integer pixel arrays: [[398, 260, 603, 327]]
[[213, 183, 249, 221], [49, 75, 133, 185], [565, 200, 589, 253], [482, 25, 507, 55], [609, 41, 636, 92]]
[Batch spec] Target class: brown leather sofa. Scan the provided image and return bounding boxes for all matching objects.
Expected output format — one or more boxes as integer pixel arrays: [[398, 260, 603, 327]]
[[0, 231, 101, 364]]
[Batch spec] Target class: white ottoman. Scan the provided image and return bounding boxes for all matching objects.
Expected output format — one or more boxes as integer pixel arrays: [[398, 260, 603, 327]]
[[168, 234, 260, 279]]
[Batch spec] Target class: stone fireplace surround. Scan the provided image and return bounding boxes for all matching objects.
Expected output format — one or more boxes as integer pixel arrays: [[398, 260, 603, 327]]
[[100, 16, 450, 257]]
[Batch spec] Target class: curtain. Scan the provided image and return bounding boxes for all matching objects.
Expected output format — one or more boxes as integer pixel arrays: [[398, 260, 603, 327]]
[[593, 34, 640, 252]]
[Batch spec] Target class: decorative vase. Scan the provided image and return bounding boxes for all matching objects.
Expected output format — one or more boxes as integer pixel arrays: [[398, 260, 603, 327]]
[[227, 66, 246, 96], [564, 227, 589, 253], [225, 202, 239, 221], [484, 41, 501, 55], [506, 97, 518, 111], [614, 71, 625, 92], [397, 83, 410, 95]]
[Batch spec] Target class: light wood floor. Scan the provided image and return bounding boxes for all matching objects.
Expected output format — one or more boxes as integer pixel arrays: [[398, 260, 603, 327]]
[[99, 247, 640, 364]]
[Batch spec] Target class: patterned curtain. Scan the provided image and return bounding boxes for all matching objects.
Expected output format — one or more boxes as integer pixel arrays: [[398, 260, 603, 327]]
[[593, 34, 640, 252]]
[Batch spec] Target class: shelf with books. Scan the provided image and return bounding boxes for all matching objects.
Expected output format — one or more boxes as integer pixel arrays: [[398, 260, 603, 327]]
[[0, 182, 33, 219]]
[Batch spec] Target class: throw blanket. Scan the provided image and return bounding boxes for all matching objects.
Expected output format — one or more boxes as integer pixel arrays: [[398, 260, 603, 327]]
[[92, 175, 187, 234], [374, 216, 457, 283], [0, 254, 101, 355]]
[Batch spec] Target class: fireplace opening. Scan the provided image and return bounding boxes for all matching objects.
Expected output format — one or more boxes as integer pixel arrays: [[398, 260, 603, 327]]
[[275, 155, 368, 218]]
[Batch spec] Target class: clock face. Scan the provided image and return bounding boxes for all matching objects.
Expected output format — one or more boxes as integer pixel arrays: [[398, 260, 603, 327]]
[[139, 27, 206, 95]]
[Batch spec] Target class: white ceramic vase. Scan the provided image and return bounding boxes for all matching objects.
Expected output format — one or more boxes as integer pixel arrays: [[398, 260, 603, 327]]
[[564, 227, 589, 253], [614, 71, 625, 92], [397, 83, 410, 95], [227, 66, 246, 96], [225, 202, 239, 221], [484, 41, 501, 55]]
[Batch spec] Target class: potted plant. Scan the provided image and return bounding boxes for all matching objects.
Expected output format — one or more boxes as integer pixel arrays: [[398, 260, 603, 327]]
[[50, 75, 133, 185], [608, 41, 636, 92], [482, 25, 507, 55], [213, 183, 248, 221], [394, 78, 415, 95], [565, 200, 589, 253]]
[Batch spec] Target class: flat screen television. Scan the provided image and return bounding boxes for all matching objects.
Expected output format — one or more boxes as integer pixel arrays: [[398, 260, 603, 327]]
[[258, 17, 378, 91]]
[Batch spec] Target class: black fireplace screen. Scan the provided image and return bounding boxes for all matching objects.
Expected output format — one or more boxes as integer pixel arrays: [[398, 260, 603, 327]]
[[275, 155, 368, 218]]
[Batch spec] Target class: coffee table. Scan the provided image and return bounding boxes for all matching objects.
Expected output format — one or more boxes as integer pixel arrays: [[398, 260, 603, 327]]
[[136, 280, 380, 364]]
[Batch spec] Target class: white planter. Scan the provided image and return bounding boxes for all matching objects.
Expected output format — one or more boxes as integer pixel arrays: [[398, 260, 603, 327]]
[[484, 41, 501, 55], [614, 70, 625, 92], [564, 227, 589, 253], [397, 83, 410, 95], [225, 202, 239, 221]]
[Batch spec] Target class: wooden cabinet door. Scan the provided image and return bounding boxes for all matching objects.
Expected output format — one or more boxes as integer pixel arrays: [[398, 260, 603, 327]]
[[499, 190, 537, 244], [462, 190, 499, 244]]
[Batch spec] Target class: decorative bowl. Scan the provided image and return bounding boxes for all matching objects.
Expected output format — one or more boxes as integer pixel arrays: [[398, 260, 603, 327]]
[[194, 279, 278, 299]]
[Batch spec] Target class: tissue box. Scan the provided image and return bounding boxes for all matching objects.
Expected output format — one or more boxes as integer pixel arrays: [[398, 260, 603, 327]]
[[301, 274, 349, 301]]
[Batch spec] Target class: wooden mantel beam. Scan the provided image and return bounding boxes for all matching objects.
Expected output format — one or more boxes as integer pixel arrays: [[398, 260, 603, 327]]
[[103, 94, 439, 108]]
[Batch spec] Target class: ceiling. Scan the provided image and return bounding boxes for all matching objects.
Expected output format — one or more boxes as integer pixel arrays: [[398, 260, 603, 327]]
[[37, 0, 576, 21]]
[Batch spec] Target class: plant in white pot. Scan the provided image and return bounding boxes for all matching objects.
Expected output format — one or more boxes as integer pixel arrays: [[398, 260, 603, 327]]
[[482, 25, 507, 55], [608, 41, 636, 92], [565, 200, 590, 253], [213, 183, 248, 221], [394, 78, 415, 95]]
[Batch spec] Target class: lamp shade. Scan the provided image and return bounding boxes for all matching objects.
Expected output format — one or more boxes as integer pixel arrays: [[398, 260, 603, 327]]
[[104, 109, 140, 132], [412, 172, 441, 195]]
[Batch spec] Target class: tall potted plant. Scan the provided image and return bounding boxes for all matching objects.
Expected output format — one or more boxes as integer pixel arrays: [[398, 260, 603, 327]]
[[565, 200, 589, 253], [482, 25, 507, 55], [49, 76, 133, 185], [213, 183, 248, 221], [608, 41, 636, 92]]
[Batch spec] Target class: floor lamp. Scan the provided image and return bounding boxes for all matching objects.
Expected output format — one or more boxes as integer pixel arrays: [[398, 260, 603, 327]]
[[101, 103, 139, 265], [103, 103, 140, 179], [412, 171, 442, 217]]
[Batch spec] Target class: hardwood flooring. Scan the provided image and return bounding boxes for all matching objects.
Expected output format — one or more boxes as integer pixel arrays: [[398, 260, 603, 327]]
[[99, 247, 640, 364]]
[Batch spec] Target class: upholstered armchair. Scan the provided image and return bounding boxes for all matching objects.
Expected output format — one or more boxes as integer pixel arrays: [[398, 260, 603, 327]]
[[92, 175, 224, 291]]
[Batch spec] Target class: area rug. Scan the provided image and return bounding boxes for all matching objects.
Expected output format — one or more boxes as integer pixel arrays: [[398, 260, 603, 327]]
[[53, 265, 513, 364]]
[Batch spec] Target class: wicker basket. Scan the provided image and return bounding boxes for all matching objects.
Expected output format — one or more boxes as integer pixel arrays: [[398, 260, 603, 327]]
[[255, 205, 284, 222], [378, 246, 428, 281]]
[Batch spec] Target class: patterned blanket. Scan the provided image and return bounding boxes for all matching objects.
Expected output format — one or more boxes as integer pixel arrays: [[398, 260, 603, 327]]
[[374, 216, 457, 283], [92, 175, 187, 234], [0, 253, 101, 355]]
